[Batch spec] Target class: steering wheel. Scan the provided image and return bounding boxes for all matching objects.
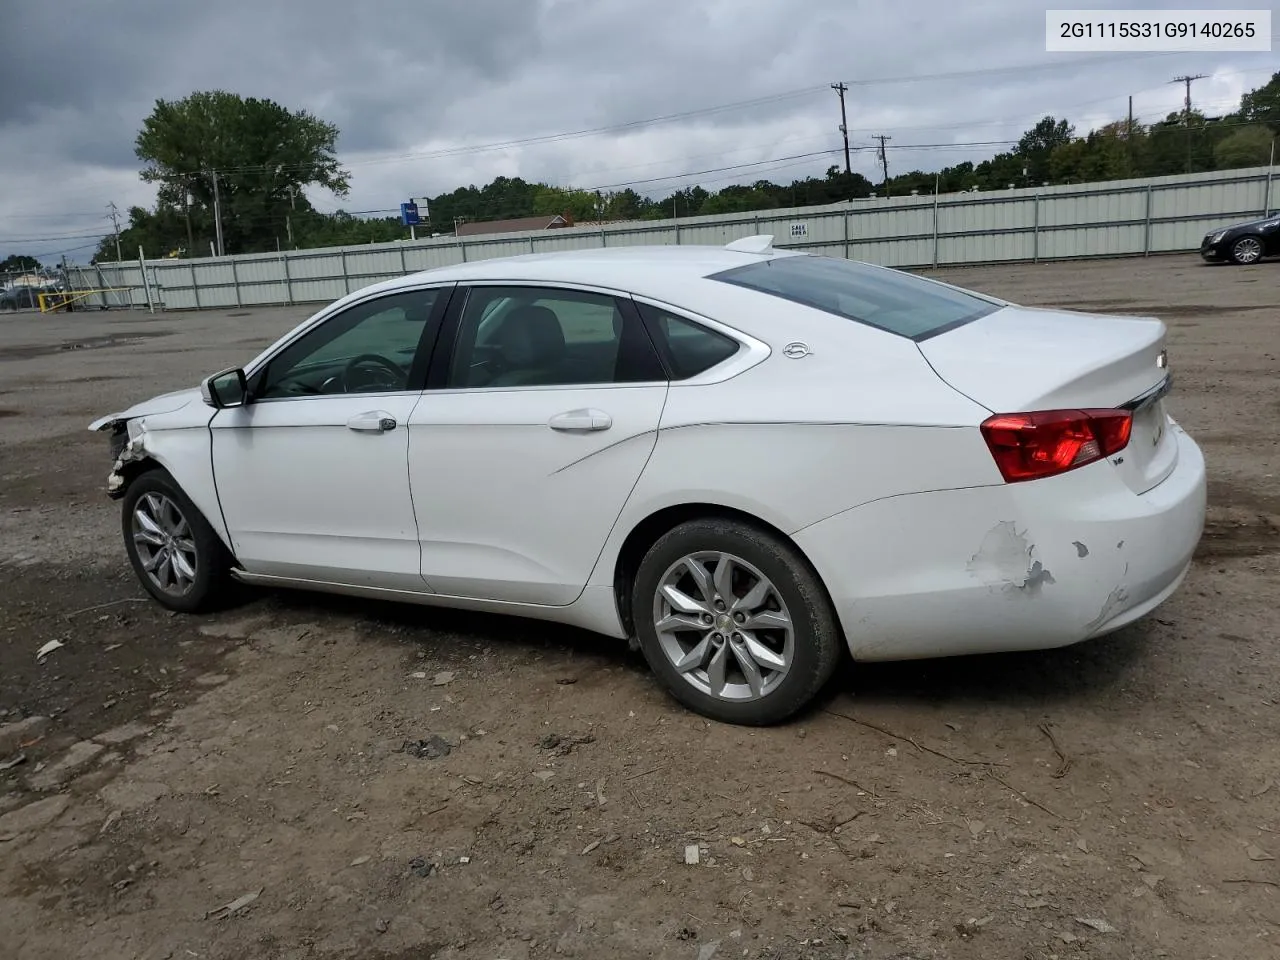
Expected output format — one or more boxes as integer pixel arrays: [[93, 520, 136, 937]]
[[341, 354, 405, 393]]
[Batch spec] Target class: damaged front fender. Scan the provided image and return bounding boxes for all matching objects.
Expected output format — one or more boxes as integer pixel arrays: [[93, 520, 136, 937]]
[[104, 419, 152, 499]]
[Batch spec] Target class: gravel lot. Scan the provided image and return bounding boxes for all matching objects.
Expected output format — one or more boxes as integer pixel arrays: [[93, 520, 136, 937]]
[[2, 254, 1278, 960]]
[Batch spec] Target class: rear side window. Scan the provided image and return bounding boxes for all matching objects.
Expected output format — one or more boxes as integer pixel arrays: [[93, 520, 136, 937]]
[[636, 303, 741, 379], [709, 255, 999, 341]]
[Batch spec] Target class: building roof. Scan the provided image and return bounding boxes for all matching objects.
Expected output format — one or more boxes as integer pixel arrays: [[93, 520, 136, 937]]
[[455, 214, 571, 238]]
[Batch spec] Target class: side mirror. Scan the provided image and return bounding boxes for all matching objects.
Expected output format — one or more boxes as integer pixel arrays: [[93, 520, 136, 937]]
[[200, 367, 249, 409]]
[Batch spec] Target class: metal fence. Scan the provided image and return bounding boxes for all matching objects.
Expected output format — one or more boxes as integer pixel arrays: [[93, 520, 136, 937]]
[[83, 164, 1275, 312]]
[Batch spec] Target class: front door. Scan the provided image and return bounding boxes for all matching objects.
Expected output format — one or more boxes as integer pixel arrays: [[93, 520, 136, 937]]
[[211, 286, 450, 590], [409, 284, 669, 605]]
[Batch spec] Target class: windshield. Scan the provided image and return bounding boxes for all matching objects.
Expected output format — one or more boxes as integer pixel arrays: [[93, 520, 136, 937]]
[[709, 255, 1001, 341]]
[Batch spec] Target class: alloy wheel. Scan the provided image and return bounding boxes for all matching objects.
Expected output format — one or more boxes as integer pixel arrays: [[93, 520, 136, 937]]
[[652, 551, 794, 702], [1233, 237, 1263, 264], [131, 492, 199, 597]]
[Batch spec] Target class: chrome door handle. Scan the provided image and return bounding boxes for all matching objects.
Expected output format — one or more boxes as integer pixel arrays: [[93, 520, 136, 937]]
[[548, 408, 612, 432], [347, 411, 397, 433]]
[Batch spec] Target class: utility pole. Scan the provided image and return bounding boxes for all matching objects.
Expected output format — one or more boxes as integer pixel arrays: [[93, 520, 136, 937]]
[[1127, 95, 1134, 172], [107, 202, 123, 262], [210, 170, 225, 257], [1171, 74, 1208, 174], [831, 82, 852, 176], [182, 178, 194, 258], [874, 135, 892, 187]]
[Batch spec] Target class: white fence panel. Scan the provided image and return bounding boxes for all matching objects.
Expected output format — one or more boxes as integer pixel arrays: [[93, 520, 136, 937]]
[[94, 165, 1273, 310]]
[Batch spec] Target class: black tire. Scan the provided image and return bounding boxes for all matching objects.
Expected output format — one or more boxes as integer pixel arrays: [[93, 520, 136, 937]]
[[1229, 236, 1264, 265], [630, 517, 843, 726], [120, 468, 233, 613]]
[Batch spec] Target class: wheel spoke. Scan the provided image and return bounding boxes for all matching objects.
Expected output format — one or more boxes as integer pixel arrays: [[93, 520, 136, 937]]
[[731, 577, 770, 614], [661, 584, 710, 616], [742, 632, 787, 672], [157, 553, 174, 588], [674, 635, 712, 673], [711, 554, 735, 602], [656, 612, 707, 633], [142, 493, 165, 522], [159, 499, 178, 534], [681, 558, 714, 603], [133, 527, 165, 547], [134, 508, 164, 540], [742, 609, 791, 632], [170, 547, 196, 583], [705, 640, 728, 696], [143, 548, 166, 573], [729, 640, 764, 697]]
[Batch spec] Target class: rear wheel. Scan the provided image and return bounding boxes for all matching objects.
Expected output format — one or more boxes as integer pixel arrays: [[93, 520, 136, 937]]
[[1230, 236, 1263, 265], [631, 518, 842, 726], [120, 469, 233, 613]]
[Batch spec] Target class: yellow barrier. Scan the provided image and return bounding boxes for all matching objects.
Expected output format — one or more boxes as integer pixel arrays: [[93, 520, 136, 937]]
[[37, 288, 134, 313]]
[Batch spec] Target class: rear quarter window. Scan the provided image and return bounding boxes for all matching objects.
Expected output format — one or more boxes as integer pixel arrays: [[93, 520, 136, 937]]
[[709, 255, 999, 341], [636, 303, 741, 379]]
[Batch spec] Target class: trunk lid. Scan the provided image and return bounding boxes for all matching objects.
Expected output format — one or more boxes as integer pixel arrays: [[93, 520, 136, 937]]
[[919, 305, 1177, 493]]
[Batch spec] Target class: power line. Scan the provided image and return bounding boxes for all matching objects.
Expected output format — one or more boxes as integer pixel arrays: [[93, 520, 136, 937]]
[[580, 150, 840, 192], [180, 50, 1219, 180]]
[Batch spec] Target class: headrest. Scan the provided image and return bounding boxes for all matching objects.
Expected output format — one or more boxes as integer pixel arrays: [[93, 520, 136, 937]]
[[495, 305, 565, 366]]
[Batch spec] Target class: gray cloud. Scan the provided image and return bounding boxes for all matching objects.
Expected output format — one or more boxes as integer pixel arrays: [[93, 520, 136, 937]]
[[1, 0, 1272, 261]]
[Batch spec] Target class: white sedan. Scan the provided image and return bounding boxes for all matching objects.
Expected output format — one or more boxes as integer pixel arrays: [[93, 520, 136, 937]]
[[89, 237, 1206, 725]]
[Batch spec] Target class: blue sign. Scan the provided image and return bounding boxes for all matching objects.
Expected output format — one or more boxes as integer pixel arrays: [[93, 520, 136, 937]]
[[400, 201, 420, 226]]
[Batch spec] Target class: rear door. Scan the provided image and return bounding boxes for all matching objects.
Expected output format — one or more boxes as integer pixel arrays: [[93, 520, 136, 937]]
[[408, 284, 669, 605]]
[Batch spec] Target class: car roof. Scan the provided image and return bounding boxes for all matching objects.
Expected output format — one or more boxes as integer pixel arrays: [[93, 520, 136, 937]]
[[359, 244, 808, 301]]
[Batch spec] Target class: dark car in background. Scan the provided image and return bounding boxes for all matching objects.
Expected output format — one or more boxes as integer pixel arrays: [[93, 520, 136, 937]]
[[1199, 213, 1280, 265]]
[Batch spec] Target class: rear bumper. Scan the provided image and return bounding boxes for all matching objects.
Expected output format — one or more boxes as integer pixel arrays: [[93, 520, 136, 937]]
[[794, 422, 1207, 661]]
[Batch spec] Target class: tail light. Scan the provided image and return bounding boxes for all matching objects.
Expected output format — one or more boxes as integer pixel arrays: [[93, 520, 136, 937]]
[[980, 409, 1133, 483]]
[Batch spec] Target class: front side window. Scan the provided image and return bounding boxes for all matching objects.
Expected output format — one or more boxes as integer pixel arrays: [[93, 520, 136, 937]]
[[710, 255, 1000, 341], [255, 289, 442, 399], [447, 286, 665, 388]]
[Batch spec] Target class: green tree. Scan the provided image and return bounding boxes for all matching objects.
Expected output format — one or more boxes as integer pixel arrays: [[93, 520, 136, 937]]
[[1213, 124, 1276, 168], [1238, 71, 1280, 132], [134, 90, 350, 255], [1016, 116, 1075, 184], [531, 186, 599, 221], [1140, 110, 1220, 175], [1049, 122, 1136, 183], [0, 254, 42, 272], [601, 188, 652, 220], [92, 205, 196, 263]]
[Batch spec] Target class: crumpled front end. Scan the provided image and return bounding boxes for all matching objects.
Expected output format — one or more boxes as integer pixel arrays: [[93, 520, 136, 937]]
[[104, 418, 151, 499]]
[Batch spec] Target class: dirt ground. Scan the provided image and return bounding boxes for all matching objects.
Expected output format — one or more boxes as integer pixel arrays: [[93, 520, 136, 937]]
[[1, 254, 1278, 960]]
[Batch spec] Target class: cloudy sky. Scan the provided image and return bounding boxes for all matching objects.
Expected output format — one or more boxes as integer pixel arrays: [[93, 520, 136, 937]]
[[0, 0, 1275, 263]]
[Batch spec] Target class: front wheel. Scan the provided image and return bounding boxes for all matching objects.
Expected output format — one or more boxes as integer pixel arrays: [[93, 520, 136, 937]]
[[1230, 236, 1264, 265], [120, 468, 233, 613], [631, 518, 843, 726]]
